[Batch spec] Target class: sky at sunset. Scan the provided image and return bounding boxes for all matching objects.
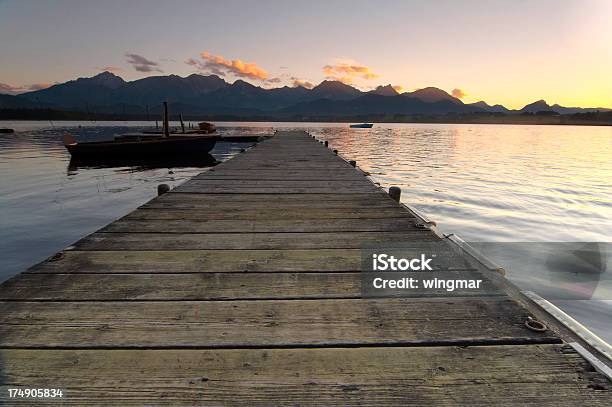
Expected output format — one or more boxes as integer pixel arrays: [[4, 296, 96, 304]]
[[0, 0, 611, 109]]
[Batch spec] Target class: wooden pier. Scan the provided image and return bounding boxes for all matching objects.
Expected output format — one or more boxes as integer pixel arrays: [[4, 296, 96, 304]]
[[0, 130, 610, 405]]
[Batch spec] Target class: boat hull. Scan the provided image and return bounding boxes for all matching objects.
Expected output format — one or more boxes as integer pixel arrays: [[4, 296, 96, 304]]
[[65, 136, 216, 158], [349, 123, 374, 128]]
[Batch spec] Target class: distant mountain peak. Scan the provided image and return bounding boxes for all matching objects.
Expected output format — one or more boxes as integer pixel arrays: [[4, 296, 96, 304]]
[[94, 71, 120, 78], [310, 80, 361, 100], [521, 99, 551, 112], [232, 79, 258, 88], [408, 87, 461, 104], [370, 84, 399, 96], [467, 100, 509, 113], [471, 101, 490, 108], [313, 80, 357, 91], [89, 71, 125, 89]]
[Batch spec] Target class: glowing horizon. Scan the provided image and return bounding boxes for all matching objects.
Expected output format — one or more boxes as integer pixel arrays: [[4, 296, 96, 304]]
[[0, 0, 610, 109]]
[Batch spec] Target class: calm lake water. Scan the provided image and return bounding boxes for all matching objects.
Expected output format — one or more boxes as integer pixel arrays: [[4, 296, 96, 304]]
[[1, 121, 610, 343]]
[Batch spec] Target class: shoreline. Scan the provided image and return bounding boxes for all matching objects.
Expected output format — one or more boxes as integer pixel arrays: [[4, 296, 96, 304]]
[[1, 118, 611, 127]]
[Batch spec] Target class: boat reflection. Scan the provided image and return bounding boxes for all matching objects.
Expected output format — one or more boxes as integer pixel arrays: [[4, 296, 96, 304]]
[[67, 153, 218, 172]]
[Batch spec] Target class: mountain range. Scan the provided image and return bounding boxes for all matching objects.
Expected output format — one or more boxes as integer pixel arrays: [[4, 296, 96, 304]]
[[0, 72, 609, 118]]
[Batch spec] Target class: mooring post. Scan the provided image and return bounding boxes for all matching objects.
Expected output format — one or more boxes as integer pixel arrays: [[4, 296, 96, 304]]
[[155, 120, 159, 130], [389, 186, 401, 202], [324, 141, 328, 147], [157, 184, 170, 196], [349, 160, 356, 167], [179, 114, 185, 134]]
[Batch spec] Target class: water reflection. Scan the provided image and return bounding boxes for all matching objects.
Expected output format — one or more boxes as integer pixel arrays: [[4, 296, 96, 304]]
[[469, 242, 611, 301], [313, 123, 612, 242], [67, 153, 218, 173]]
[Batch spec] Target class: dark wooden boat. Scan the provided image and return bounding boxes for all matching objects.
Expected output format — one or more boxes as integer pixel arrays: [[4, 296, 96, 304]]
[[63, 101, 217, 158], [63, 134, 216, 158], [0, 128, 15, 134]]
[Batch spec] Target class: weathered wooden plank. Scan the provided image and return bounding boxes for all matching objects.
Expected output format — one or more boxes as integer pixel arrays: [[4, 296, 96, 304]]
[[216, 165, 356, 171], [195, 170, 366, 180], [75, 231, 438, 250], [0, 270, 501, 300], [181, 179, 376, 187], [0, 298, 558, 347], [154, 192, 394, 203], [101, 218, 419, 233], [1, 345, 608, 406], [126, 207, 414, 220], [222, 162, 357, 171], [144, 200, 400, 209], [26, 249, 475, 274], [143, 192, 400, 209], [172, 185, 381, 194], [220, 155, 343, 160], [26, 249, 368, 273], [216, 160, 356, 167]]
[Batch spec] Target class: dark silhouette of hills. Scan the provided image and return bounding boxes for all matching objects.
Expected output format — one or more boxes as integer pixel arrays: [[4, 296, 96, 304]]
[[518, 99, 609, 115], [19, 72, 126, 107], [0, 94, 46, 109], [310, 80, 362, 100], [2, 72, 609, 120], [467, 101, 510, 113], [281, 93, 482, 116], [369, 85, 399, 96], [405, 87, 461, 104]]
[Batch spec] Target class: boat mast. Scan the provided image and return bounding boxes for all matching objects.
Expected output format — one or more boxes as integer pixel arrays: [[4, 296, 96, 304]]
[[163, 101, 170, 137]]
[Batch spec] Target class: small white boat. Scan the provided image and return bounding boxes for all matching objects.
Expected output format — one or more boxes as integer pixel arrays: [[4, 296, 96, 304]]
[[349, 123, 374, 128]]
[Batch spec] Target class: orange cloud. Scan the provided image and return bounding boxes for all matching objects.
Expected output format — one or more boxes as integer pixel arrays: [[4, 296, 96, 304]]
[[323, 62, 379, 83], [192, 51, 268, 80], [292, 78, 314, 89], [452, 88, 466, 99]]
